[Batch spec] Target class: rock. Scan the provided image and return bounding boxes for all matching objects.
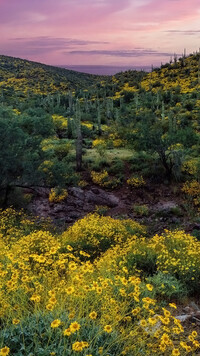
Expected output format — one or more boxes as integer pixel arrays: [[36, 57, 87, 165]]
[[170, 217, 180, 224], [155, 201, 178, 211], [176, 315, 192, 322], [69, 187, 84, 200], [53, 204, 65, 213], [85, 188, 119, 207], [68, 211, 82, 219], [183, 306, 193, 314], [143, 315, 161, 335], [28, 185, 119, 224], [189, 301, 200, 311], [34, 187, 50, 198], [152, 201, 181, 218], [91, 187, 100, 194]]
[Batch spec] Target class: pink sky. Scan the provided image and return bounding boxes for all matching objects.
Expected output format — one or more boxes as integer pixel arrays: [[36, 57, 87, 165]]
[[0, 0, 200, 66]]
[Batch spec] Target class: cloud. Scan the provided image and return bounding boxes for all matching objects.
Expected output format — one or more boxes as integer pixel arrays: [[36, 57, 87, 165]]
[[12, 36, 108, 47], [67, 49, 174, 58], [1, 36, 108, 57], [133, 0, 200, 23], [0, 0, 200, 65], [0, 0, 131, 26], [165, 30, 200, 35]]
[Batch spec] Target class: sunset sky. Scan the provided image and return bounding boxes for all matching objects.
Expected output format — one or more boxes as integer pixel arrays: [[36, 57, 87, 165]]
[[1, 0, 200, 67]]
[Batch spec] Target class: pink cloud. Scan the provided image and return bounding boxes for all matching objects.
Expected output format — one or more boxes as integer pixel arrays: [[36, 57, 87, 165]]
[[0, 0, 200, 65], [134, 0, 200, 23]]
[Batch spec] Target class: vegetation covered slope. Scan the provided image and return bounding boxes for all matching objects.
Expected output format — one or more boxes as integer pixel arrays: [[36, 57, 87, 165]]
[[141, 53, 200, 94], [0, 55, 105, 98], [1, 53, 200, 355], [0, 52, 200, 217]]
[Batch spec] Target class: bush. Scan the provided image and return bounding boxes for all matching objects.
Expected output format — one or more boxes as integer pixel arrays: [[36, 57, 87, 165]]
[[130, 151, 162, 179], [150, 230, 200, 294], [0, 209, 200, 355], [127, 175, 146, 188], [125, 241, 157, 276], [147, 272, 187, 300], [107, 158, 125, 177], [62, 213, 145, 258], [133, 204, 149, 216]]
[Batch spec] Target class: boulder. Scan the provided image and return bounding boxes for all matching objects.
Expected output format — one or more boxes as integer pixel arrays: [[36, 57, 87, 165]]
[[85, 188, 119, 207], [28, 186, 119, 224]]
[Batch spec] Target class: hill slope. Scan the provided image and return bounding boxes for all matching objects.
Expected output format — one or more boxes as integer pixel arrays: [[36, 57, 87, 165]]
[[141, 53, 200, 94], [0, 55, 105, 98]]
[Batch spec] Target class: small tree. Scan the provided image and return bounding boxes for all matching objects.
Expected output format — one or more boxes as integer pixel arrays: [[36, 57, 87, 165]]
[[0, 115, 44, 206], [133, 113, 197, 181]]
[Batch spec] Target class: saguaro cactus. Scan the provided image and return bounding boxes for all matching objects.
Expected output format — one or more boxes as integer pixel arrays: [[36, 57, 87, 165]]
[[75, 100, 83, 171]]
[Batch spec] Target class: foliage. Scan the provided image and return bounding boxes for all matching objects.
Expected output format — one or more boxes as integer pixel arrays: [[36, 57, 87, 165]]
[[49, 188, 68, 203], [127, 176, 146, 187], [0, 114, 44, 192], [1, 52, 200, 197], [0, 55, 104, 100], [146, 272, 187, 300], [133, 204, 149, 216], [61, 213, 145, 258], [2, 52, 200, 354], [182, 180, 200, 209], [0, 209, 199, 355]]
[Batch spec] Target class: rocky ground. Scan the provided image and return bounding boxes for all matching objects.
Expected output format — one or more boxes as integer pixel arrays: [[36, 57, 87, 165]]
[[27, 182, 199, 236]]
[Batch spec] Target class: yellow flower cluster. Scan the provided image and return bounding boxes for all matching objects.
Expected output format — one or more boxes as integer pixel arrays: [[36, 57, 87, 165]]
[[78, 179, 88, 187], [72, 341, 89, 352], [150, 230, 200, 283], [92, 138, 106, 148], [122, 82, 138, 93], [182, 159, 199, 175], [127, 176, 146, 187], [0, 56, 73, 96], [0, 209, 199, 355], [49, 188, 68, 203], [52, 114, 68, 130], [113, 138, 125, 147], [182, 180, 200, 207], [62, 213, 145, 256], [91, 170, 109, 187], [81, 121, 93, 129]]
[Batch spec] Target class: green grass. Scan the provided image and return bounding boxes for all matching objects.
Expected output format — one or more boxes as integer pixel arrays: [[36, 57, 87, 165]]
[[84, 148, 133, 162]]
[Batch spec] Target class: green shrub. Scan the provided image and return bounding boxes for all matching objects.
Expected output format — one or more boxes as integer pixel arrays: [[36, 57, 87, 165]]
[[107, 158, 125, 177], [133, 204, 149, 216], [125, 241, 157, 276], [146, 272, 187, 300]]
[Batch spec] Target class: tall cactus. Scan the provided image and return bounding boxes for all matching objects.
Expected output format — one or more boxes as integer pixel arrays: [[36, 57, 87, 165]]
[[156, 92, 160, 110], [198, 58, 200, 84], [135, 93, 139, 110], [68, 91, 73, 114], [75, 100, 83, 171], [106, 98, 113, 123], [57, 93, 61, 107], [161, 101, 165, 122], [97, 100, 102, 136]]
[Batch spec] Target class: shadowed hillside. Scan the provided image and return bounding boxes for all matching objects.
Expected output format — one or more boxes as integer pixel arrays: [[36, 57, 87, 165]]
[[0, 55, 106, 98]]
